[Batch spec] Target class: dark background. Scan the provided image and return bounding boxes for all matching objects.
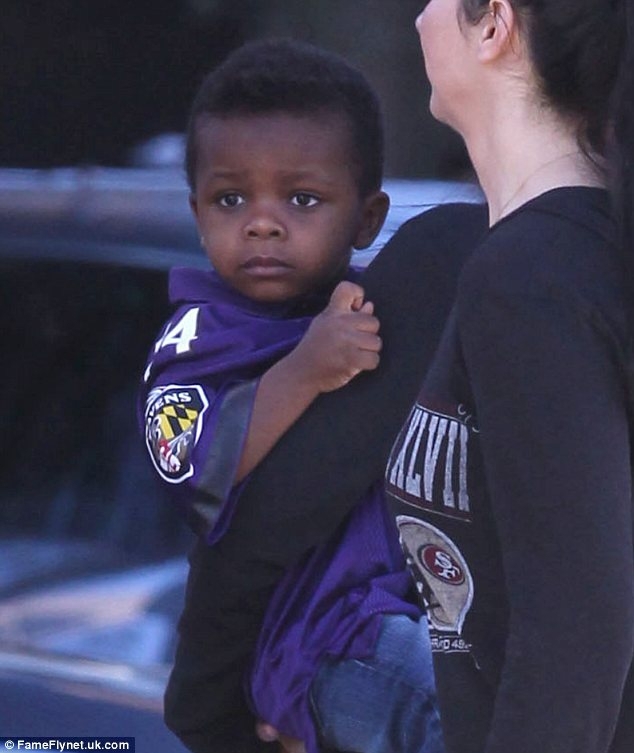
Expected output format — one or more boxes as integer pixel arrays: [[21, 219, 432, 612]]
[[1, 0, 468, 178]]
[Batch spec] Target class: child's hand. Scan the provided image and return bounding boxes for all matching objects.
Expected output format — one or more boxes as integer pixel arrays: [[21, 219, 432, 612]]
[[289, 280, 381, 393], [233, 281, 380, 482], [256, 722, 307, 753]]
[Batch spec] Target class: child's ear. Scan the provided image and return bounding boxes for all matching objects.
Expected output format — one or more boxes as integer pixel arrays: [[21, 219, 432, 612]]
[[189, 193, 207, 248], [353, 190, 390, 250], [189, 192, 200, 222]]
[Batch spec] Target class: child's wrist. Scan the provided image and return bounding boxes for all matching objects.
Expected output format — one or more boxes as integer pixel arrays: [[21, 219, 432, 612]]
[[278, 349, 324, 398]]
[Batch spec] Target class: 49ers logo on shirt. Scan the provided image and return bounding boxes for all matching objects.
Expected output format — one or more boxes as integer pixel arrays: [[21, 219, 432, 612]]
[[397, 515, 474, 635], [418, 545, 465, 585], [145, 384, 208, 483]]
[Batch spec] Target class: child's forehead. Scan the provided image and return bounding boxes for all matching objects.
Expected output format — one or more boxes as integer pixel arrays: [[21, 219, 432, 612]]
[[196, 110, 354, 152], [192, 111, 362, 189]]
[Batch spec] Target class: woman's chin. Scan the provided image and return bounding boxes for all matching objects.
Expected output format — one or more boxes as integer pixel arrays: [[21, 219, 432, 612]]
[[429, 96, 450, 126]]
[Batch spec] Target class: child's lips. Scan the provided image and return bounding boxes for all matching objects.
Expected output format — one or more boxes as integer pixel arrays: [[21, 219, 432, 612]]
[[242, 256, 293, 276]]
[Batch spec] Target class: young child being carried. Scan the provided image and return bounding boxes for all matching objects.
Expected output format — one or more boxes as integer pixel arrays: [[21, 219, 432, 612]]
[[139, 39, 443, 753]]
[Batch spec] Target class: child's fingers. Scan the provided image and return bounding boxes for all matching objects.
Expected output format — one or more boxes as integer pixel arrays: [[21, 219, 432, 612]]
[[328, 280, 366, 312], [355, 349, 381, 371], [256, 723, 307, 753], [352, 331, 382, 353], [256, 722, 279, 742], [348, 312, 380, 334], [357, 300, 374, 315]]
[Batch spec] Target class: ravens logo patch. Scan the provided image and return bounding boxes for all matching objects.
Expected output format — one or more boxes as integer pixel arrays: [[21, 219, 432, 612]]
[[145, 384, 208, 483]]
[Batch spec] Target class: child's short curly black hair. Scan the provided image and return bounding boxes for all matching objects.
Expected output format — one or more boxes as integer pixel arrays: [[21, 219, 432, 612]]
[[185, 38, 384, 196]]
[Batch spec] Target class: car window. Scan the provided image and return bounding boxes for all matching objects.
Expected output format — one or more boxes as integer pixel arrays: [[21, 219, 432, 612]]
[[0, 257, 191, 559]]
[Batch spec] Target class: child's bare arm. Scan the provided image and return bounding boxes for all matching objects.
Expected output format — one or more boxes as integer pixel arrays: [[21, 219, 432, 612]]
[[233, 281, 381, 483]]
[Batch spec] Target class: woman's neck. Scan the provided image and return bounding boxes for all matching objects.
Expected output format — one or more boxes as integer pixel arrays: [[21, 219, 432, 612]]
[[463, 102, 604, 226]]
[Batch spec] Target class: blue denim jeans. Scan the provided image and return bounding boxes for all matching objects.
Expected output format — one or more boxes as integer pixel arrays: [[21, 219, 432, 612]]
[[309, 614, 445, 753]]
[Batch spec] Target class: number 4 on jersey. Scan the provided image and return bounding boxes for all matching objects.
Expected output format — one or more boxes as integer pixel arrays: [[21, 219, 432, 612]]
[[144, 307, 200, 383], [155, 307, 200, 355]]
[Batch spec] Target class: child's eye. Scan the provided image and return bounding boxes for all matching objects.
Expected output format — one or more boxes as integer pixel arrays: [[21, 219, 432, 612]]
[[217, 193, 244, 208], [291, 193, 319, 208]]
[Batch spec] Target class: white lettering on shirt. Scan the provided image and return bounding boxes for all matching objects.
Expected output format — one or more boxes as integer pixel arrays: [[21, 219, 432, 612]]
[[387, 406, 470, 514]]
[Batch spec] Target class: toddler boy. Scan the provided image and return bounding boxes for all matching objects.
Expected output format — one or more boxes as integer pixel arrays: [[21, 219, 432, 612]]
[[140, 39, 443, 753]]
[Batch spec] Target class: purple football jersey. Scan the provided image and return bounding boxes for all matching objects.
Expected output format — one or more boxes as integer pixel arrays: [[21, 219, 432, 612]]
[[139, 267, 420, 753], [139, 267, 318, 537]]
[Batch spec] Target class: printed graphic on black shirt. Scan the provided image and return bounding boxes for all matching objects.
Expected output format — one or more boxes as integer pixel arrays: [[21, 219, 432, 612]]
[[386, 404, 473, 519], [145, 384, 208, 483], [398, 515, 474, 637]]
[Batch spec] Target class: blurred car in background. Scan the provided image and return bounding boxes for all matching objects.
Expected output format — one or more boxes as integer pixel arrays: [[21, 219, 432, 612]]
[[0, 541, 189, 746], [0, 163, 482, 749]]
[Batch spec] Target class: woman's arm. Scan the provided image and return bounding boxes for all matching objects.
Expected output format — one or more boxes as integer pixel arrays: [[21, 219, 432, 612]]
[[458, 282, 634, 753], [234, 281, 381, 483], [230, 202, 488, 561], [165, 202, 488, 753]]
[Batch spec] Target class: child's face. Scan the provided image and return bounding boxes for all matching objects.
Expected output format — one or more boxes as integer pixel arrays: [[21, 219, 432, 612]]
[[190, 112, 388, 302]]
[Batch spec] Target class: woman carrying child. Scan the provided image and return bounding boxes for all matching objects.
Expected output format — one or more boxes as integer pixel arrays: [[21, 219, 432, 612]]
[[165, 2, 634, 752]]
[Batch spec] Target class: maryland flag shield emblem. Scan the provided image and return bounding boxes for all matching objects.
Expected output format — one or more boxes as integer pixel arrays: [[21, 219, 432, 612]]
[[145, 384, 208, 483]]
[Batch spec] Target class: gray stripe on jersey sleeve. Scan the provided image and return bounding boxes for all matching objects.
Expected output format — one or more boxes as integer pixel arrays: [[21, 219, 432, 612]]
[[191, 378, 258, 528]]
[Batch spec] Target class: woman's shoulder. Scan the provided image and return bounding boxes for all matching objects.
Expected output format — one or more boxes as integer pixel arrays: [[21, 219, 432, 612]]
[[371, 201, 488, 276], [495, 185, 612, 248], [395, 201, 488, 246]]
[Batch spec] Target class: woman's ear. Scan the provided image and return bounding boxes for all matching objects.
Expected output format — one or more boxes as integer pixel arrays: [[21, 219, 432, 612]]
[[353, 190, 390, 250], [478, 0, 518, 63]]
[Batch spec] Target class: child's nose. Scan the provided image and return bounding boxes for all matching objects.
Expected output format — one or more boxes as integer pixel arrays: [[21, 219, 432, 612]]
[[244, 207, 287, 239]]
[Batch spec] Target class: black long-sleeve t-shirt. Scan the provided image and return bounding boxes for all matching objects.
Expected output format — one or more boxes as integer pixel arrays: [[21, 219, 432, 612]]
[[386, 187, 634, 753], [164, 201, 488, 753]]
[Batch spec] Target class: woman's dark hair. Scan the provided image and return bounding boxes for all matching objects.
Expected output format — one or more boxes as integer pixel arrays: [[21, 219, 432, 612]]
[[185, 38, 384, 197], [462, 0, 634, 346]]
